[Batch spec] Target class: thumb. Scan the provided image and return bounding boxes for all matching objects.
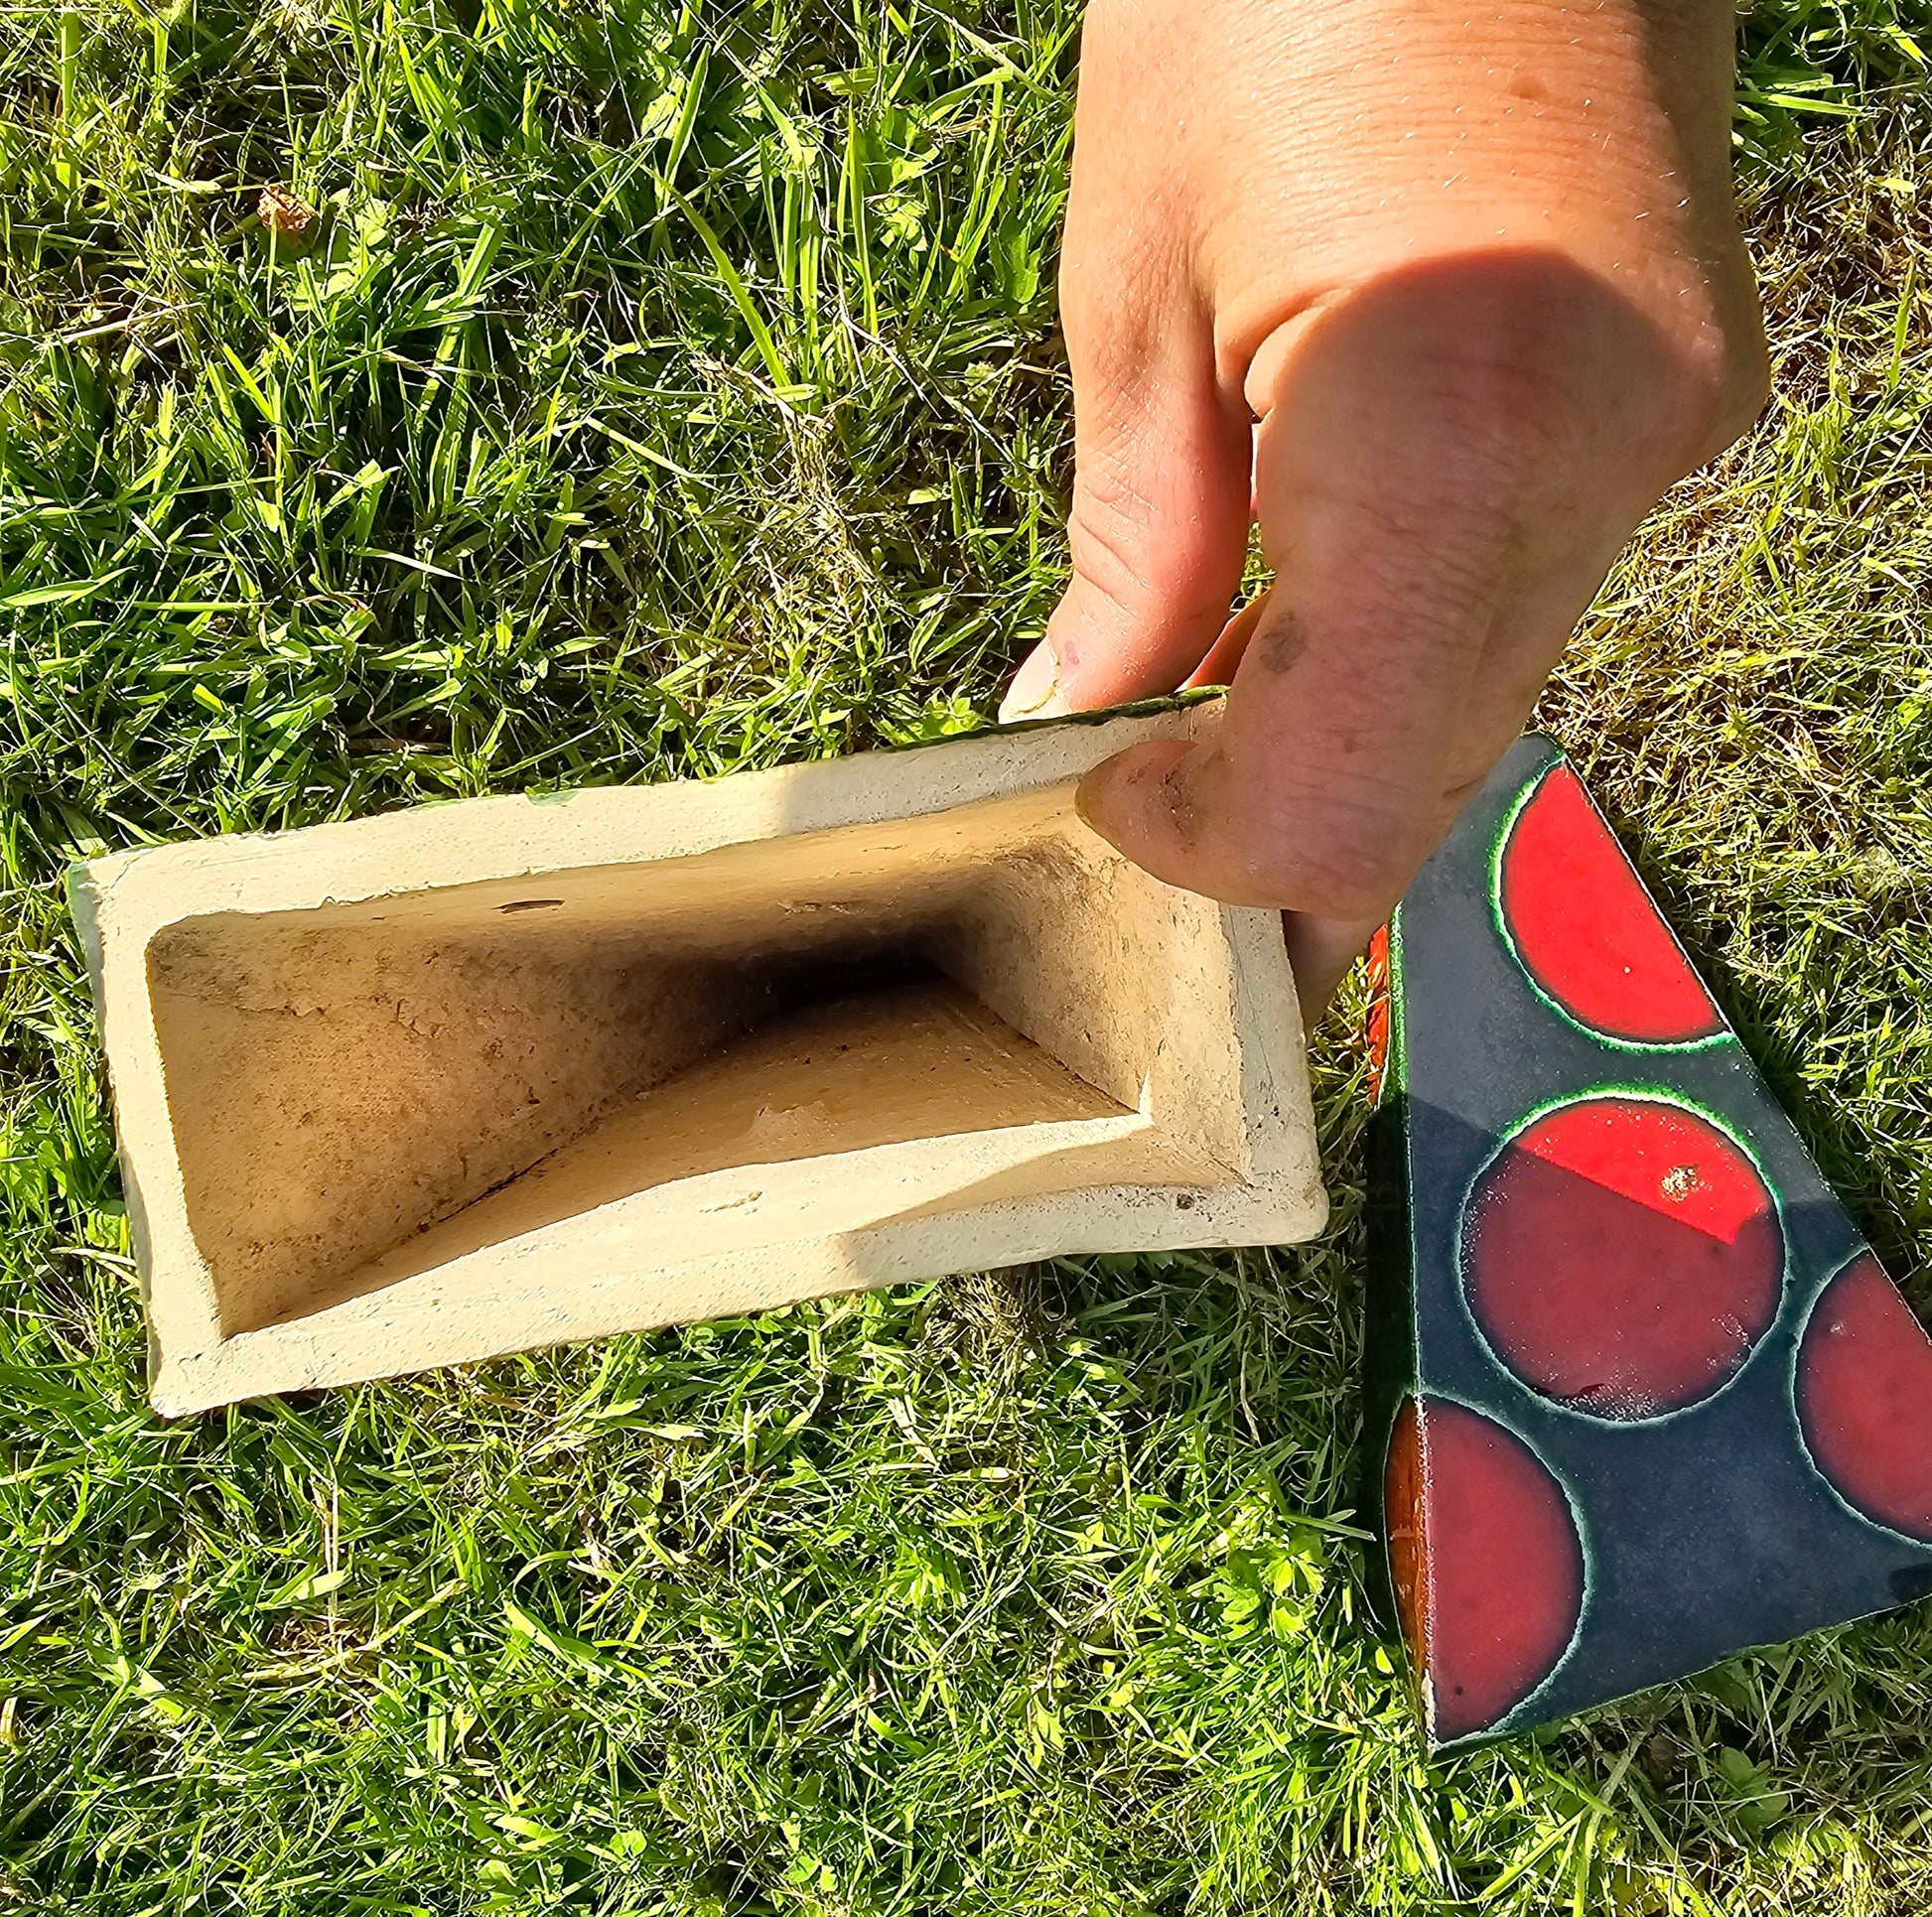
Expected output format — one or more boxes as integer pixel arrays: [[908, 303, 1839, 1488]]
[[1001, 302, 1253, 722], [1074, 252, 1691, 1009]]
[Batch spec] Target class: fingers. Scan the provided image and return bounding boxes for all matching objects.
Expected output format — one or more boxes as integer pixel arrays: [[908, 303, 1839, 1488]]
[[1003, 329, 1253, 722], [1285, 912, 1388, 1027], [1077, 252, 1680, 1007], [1182, 591, 1269, 691], [1000, 139, 1253, 721]]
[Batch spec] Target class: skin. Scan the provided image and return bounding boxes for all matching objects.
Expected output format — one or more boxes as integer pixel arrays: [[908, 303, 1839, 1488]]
[[1000, 0, 1769, 1020]]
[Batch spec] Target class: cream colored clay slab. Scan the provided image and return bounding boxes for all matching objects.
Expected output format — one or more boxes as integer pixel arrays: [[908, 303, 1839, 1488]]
[[69, 703, 1327, 1415]]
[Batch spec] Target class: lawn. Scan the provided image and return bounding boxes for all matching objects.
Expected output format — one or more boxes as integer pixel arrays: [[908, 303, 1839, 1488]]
[[2, 1, 1931, 1911]]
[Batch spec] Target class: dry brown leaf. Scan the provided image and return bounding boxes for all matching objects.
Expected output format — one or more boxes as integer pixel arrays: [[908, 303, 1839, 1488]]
[[256, 186, 317, 248]]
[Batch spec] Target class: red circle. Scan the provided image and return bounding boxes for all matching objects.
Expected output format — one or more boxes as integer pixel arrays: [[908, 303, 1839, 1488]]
[[1500, 764, 1723, 1043], [1797, 1255, 1932, 1539], [1463, 1097, 1782, 1418], [1410, 1399, 1584, 1743]]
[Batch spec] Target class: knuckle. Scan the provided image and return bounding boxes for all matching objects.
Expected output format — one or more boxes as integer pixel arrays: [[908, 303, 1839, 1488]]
[[1064, 490, 1159, 622], [1060, 223, 1188, 370], [1064, 473, 1231, 625], [1240, 808, 1414, 920], [1261, 248, 1769, 484], [1678, 317, 1772, 458]]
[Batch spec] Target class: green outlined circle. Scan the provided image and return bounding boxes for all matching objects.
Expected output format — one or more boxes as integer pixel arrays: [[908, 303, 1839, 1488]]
[[1454, 1087, 1790, 1430], [1789, 1248, 1932, 1551], [1411, 1389, 1593, 1747], [1488, 763, 1733, 1056]]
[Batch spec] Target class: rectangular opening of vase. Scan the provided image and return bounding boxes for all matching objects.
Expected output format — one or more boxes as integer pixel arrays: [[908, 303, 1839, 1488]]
[[145, 784, 1255, 1339]]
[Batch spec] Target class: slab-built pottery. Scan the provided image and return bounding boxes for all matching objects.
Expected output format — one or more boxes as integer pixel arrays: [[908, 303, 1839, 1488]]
[[71, 703, 1325, 1414]]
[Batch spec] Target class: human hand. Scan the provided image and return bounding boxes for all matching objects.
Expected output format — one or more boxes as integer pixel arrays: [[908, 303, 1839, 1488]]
[[1001, 0, 1768, 1019]]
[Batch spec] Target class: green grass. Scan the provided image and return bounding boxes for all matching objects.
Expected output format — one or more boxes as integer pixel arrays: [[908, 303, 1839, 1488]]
[[2, 1, 1931, 1911]]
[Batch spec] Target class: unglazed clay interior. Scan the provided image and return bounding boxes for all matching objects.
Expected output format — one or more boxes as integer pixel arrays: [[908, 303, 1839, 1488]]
[[144, 785, 1249, 1337]]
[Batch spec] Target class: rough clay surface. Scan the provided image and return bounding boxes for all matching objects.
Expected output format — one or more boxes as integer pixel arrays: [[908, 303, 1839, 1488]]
[[71, 704, 1327, 1414]]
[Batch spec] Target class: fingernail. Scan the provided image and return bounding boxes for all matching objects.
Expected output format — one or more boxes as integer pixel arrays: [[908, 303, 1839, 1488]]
[[999, 640, 1063, 723]]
